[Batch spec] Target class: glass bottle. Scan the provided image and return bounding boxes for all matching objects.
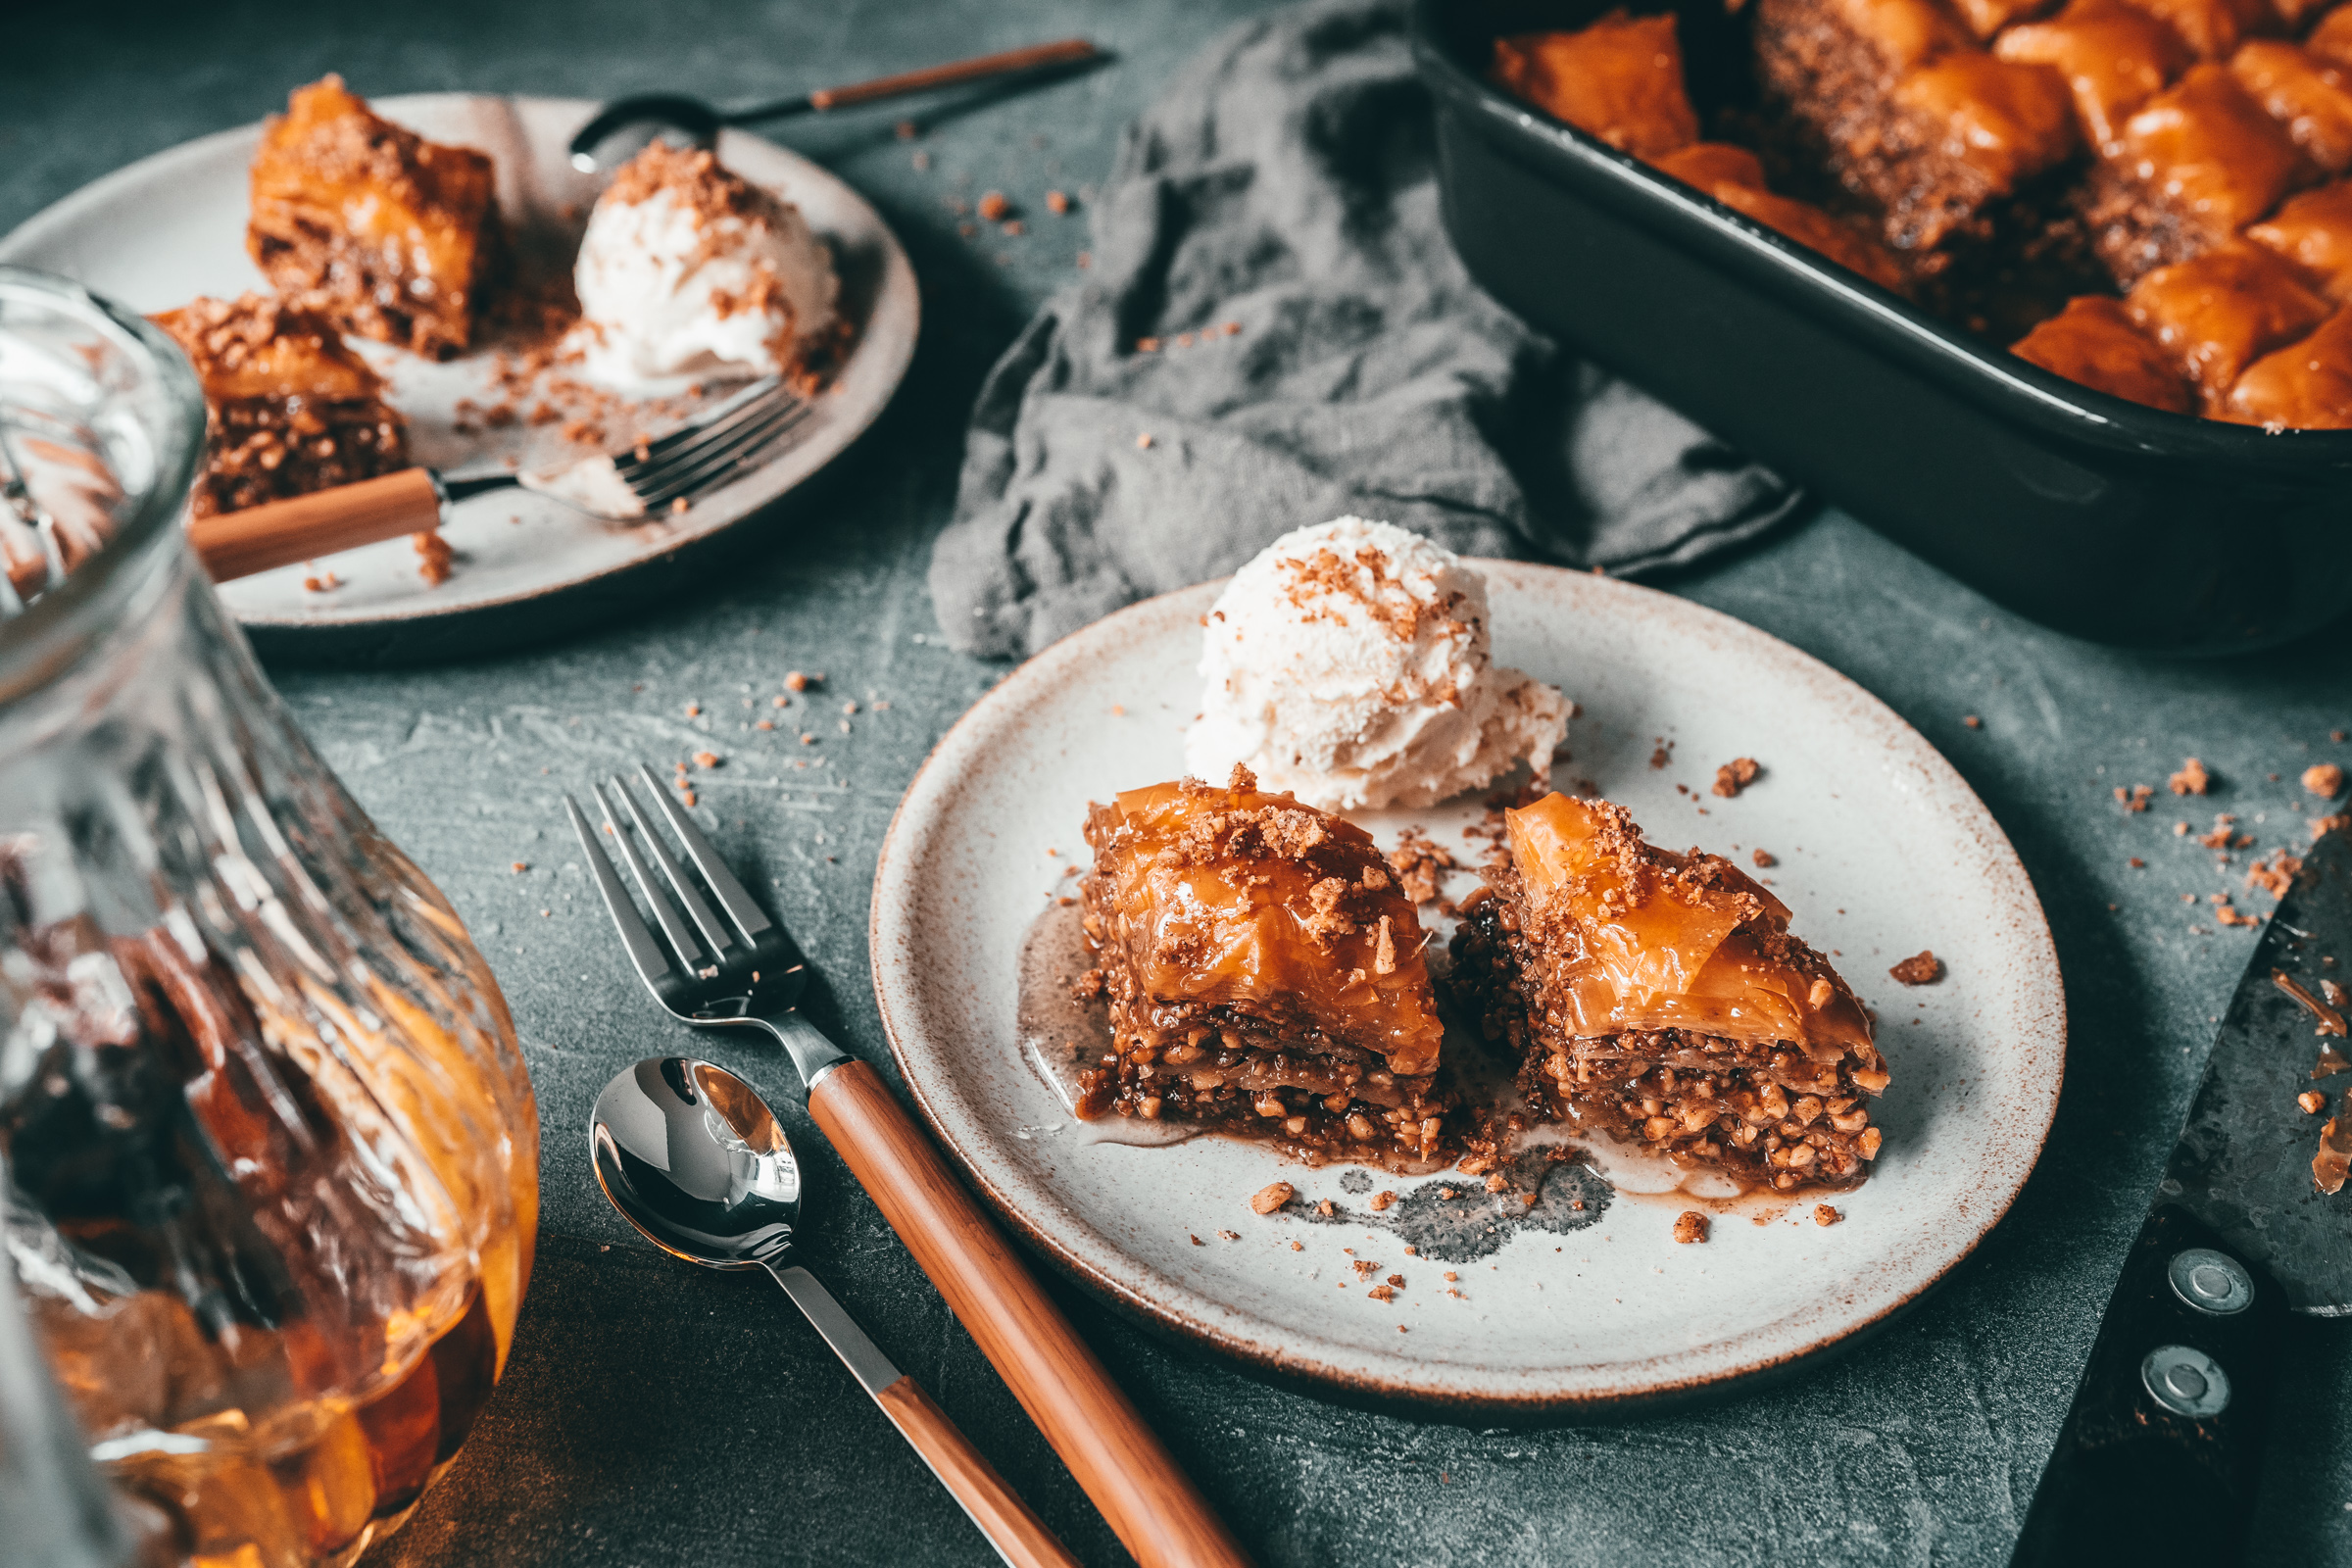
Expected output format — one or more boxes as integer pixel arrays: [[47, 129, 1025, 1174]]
[[0, 269, 539, 1567]]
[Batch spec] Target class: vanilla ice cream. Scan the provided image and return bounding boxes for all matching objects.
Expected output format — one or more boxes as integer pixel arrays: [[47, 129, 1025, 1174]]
[[571, 142, 837, 388], [1183, 517, 1570, 812]]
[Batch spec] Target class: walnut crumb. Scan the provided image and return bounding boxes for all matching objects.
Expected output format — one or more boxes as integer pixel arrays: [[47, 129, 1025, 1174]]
[[1673, 1211, 1709, 1244], [1250, 1181, 1296, 1215], [1751, 848, 1776, 867], [2302, 1091, 2329, 1114], [2115, 784, 2152, 812], [1290, 1240, 1303, 1251], [1367, 1285, 1395, 1301], [2170, 758, 2210, 796], [2307, 762, 2346, 799], [1712, 757, 1761, 798], [1484, 1173, 1509, 1193], [1316, 1200, 1335, 1217], [1369, 1190, 1396, 1212], [1963, 715, 1982, 729], [1814, 1204, 1841, 1226], [694, 751, 719, 768], [1046, 189, 1071, 214], [1889, 951, 1942, 985], [976, 190, 1010, 220], [1217, 1229, 1240, 1241], [1189, 1234, 1203, 1247], [511, 861, 528, 873]]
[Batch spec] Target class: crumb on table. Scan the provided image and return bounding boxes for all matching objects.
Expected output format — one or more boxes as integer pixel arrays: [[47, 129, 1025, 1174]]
[[2170, 758, 2210, 796], [1712, 758, 1761, 798], [2307, 762, 2346, 800], [1814, 1204, 1841, 1226], [1673, 1210, 1709, 1245], [1250, 1181, 1296, 1215]]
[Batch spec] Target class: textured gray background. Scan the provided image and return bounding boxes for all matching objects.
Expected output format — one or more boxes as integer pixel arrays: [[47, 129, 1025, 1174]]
[[8, 3, 2350, 1564]]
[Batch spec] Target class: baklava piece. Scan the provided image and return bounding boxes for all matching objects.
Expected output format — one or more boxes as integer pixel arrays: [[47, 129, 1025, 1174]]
[[1449, 794, 1887, 1194], [2230, 41, 2352, 174], [248, 76, 504, 360], [2125, 238, 2333, 404], [1660, 150, 1915, 288], [2113, 0, 2278, 60], [2080, 64, 2314, 283], [2248, 178, 2352, 294], [1076, 768, 1456, 1168], [2218, 301, 2352, 421], [1994, 0, 2195, 150], [150, 294, 409, 518], [2010, 293, 2198, 407], [1492, 13, 1703, 158], [1755, 0, 2081, 258], [2310, 3, 2352, 70]]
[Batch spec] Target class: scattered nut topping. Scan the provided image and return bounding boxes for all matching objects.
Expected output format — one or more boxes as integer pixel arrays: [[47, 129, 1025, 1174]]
[[2170, 758, 2211, 796], [2115, 784, 2152, 813], [1316, 1200, 1335, 1217], [693, 751, 719, 768], [2306, 762, 2346, 799], [1216, 1229, 1240, 1241], [1189, 1234, 1203, 1247], [1673, 1210, 1709, 1244], [784, 670, 816, 692], [1814, 1204, 1841, 1226], [1351, 1259, 1378, 1278], [1368, 1190, 1396, 1212], [511, 861, 528, 873], [1483, 1173, 1509, 1193], [1046, 189, 1071, 214], [1888, 951, 1942, 986], [1386, 1273, 1404, 1288], [1250, 1181, 1296, 1215], [1751, 848, 1776, 867], [1367, 1285, 1395, 1300], [2301, 1091, 2329, 1114], [1963, 714, 1982, 729], [976, 190, 1010, 221], [1712, 757, 1761, 798], [1290, 1240, 1303, 1251]]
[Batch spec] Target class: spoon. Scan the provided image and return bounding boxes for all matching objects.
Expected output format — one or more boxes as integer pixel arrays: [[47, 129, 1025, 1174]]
[[568, 37, 1102, 173], [590, 1057, 1079, 1568]]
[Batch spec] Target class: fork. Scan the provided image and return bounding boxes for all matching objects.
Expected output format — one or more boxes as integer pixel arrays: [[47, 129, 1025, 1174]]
[[565, 765, 1252, 1568], [186, 375, 811, 583]]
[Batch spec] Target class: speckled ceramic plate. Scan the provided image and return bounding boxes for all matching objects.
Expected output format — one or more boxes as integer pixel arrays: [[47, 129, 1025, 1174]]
[[0, 94, 917, 648], [871, 566, 2064, 1412]]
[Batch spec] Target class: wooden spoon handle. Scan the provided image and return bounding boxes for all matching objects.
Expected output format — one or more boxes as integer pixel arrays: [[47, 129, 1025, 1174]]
[[808, 1060, 1251, 1568], [186, 468, 443, 582], [808, 38, 1098, 111], [873, 1376, 1083, 1568]]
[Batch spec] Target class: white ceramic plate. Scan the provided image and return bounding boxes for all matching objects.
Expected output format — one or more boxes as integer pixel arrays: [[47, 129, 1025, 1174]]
[[871, 565, 2064, 1411], [0, 95, 917, 641]]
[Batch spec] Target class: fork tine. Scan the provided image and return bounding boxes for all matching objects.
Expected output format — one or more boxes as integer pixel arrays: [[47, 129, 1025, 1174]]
[[612, 774, 737, 956], [565, 794, 679, 993], [622, 375, 783, 465], [630, 399, 813, 508], [593, 781, 714, 977], [635, 762, 773, 943]]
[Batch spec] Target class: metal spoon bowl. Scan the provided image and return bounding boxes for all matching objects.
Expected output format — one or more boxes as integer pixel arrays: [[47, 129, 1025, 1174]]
[[589, 1057, 1078, 1568]]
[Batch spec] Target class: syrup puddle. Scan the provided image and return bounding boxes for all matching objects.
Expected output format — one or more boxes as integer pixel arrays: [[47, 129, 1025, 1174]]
[[1014, 903, 1794, 1246]]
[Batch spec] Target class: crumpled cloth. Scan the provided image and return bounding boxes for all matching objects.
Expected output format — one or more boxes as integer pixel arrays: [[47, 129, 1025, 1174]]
[[929, 0, 1802, 658]]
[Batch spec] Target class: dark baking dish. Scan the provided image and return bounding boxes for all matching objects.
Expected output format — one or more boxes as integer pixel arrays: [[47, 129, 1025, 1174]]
[[1411, 0, 2352, 655]]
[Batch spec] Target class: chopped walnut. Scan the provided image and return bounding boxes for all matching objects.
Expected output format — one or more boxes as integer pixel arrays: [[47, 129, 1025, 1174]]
[[1712, 758, 1761, 798], [1814, 1204, 1841, 1226], [1367, 1284, 1395, 1301], [2301, 1090, 2329, 1114], [2170, 758, 2210, 796], [1368, 1190, 1396, 1212], [976, 190, 1010, 220], [2114, 784, 2152, 813], [1250, 1181, 1296, 1215], [2306, 762, 2346, 800], [1888, 951, 1942, 986], [1751, 848, 1776, 867], [1673, 1210, 1710, 1244]]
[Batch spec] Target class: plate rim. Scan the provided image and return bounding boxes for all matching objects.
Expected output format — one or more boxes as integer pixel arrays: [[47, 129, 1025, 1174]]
[[0, 91, 921, 638], [871, 566, 2063, 1410]]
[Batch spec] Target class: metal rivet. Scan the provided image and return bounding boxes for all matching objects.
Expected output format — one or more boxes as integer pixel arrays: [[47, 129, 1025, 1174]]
[[2142, 1345, 2230, 1419], [2167, 1248, 2254, 1316]]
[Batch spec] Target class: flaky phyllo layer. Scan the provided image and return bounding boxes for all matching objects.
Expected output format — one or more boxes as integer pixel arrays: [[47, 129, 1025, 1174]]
[[1076, 768, 1457, 1166], [1450, 794, 1887, 1192]]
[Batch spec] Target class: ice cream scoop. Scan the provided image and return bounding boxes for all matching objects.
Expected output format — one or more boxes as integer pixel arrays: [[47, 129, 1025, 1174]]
[[571, 142, 838, 389], [1183, 516, 1569, 811]]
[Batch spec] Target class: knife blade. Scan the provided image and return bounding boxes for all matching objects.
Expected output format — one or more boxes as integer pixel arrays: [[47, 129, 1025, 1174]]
[[2011, 823, 2352, 1566]]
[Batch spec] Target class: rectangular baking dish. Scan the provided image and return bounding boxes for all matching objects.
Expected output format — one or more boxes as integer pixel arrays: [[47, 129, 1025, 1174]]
[[1411, 0, 2352, 654]]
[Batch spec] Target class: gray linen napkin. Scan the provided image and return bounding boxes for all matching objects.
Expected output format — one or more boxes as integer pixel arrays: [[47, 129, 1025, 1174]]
[[929, 0, 1804, 659]]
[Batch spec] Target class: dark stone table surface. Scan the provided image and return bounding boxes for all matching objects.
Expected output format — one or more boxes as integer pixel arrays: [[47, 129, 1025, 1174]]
[[9, 2, 2349, 1563]]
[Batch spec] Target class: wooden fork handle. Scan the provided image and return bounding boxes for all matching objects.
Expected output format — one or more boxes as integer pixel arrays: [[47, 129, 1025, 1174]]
[[873, 1376, 1083, 1568], [808, 1060, 1252, 1568], [186, 468, 443, 582]]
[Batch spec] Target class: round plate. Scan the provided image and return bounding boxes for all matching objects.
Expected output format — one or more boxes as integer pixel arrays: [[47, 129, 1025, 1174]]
[[870, 564, 2064, 1412], [0, 95, 917, 650]]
